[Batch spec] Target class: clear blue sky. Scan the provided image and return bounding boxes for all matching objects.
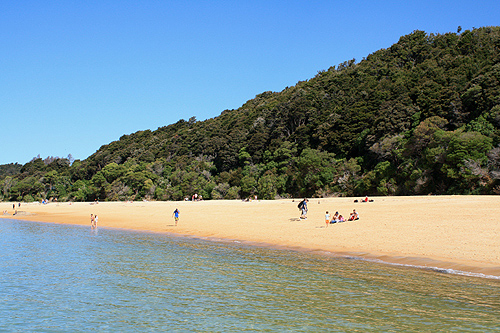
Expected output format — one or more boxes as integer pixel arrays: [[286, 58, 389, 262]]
[[1, 0, 499, 165]]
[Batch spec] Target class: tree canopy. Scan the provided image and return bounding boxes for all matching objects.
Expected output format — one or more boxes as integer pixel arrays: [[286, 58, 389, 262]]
[[2, 27, 500, 202]]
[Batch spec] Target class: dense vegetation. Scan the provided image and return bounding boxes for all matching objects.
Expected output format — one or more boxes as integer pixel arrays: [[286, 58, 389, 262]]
[[2, 27, 500, 202]]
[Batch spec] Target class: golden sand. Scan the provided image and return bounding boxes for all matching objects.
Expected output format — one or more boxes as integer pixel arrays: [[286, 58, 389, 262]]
[[2, 196, 499, 276]]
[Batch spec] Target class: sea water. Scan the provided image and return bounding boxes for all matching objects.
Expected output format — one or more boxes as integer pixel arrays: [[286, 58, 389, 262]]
[[0, 219, 499, 332]]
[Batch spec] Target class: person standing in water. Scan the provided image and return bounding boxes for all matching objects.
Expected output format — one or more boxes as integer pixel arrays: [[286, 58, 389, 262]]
[[94, 215, 98, 228], [90, 214, 95, 229], [172, 208, 180, 226]]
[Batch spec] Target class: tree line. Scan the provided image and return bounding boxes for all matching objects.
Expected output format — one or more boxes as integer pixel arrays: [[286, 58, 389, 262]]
[[2, 27, 500, 202]]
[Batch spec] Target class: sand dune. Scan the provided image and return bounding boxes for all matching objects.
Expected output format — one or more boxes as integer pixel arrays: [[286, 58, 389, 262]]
[[2, 195, 499, 276]]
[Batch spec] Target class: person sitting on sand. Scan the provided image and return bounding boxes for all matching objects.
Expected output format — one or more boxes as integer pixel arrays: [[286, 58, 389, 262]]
[[330, 212, 339, 223], [348, 209, 359, 221], [338, 215, 345, 222]]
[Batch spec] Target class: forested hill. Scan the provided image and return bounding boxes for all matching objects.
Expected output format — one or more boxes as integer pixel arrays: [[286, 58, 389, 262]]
[[2, 27, 500, 202]]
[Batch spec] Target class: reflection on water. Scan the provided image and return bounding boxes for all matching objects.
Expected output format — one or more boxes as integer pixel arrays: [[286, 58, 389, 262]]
[[0, 219, 499, 332]]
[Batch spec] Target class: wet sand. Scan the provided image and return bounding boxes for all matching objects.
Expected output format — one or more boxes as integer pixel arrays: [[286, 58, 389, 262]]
[[2, 196, 500, 276]]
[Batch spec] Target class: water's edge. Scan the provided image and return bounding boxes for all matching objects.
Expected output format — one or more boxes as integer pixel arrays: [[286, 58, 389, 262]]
[[166, 232, 500, 280], [8, 217, 500, 280]]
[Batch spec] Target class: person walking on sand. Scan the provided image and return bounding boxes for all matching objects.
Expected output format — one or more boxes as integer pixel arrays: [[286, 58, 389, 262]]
[[172, 208, 180, 226], [298, 198, 308, 219], [325, 211, 330, 228]]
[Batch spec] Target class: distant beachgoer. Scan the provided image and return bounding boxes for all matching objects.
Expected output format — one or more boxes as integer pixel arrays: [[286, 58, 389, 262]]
[[298, 199, 308, 219], [94, 215, 98, 228], [172, 208, 180, 226], [298, 200, 304, 216], [338, 215, 345, 222], [330, 212, 339, 223], [90, 214, 95, 229], [349, 209, 359, 221], [13, 204, 15, 210], [325, 211, 330, 228], [303, 199, 309, 218]]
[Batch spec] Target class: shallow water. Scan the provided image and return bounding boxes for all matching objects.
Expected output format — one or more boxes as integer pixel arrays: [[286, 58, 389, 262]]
[[0, 219, 499, 332]]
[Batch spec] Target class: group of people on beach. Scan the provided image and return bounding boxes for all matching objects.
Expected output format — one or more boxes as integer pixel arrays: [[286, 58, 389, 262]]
[[324, 209, 359, 227], [354, 196, 373, 203], [297, 198, 360, 227], [90, 214, 98, 229], [185, 193, 203, 201]]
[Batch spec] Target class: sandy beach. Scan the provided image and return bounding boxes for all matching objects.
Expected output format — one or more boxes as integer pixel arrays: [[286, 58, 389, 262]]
[[2, 196, 500, 276]]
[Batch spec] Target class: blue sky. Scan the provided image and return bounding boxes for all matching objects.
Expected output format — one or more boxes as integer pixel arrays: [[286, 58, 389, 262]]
[[1, 0, 499, 165]]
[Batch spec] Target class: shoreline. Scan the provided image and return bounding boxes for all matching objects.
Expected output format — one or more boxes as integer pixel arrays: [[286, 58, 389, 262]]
[[2, 196, 500, 277], [153, 230, 500, 279]]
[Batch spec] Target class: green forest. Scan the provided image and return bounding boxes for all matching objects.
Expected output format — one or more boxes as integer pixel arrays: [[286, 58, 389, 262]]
[[2, 27, 500, 202]]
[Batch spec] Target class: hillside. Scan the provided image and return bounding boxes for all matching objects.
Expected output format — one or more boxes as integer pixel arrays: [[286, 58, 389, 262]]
[[2, 27, 500, 201]]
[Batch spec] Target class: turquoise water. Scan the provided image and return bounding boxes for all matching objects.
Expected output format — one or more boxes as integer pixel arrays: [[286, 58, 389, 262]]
[[0, 219, 499, 332]]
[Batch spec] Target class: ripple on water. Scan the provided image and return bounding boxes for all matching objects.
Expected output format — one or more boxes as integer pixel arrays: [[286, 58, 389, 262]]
[[0, 219, 499, 331]]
